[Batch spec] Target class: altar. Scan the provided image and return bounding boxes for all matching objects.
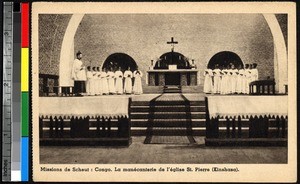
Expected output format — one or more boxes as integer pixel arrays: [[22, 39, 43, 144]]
[[147, 69, 198, 86]]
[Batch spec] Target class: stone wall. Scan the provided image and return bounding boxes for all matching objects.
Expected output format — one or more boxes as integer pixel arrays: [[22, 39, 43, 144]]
[[39, 14, 288, 89]]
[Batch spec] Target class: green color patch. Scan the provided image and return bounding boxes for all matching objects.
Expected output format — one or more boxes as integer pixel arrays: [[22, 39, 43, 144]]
[[22, 92, 29, 137]]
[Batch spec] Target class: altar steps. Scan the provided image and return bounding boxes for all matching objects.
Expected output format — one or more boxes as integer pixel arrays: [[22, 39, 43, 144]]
[[130, 95, 206, 137], [163, 85, 182, 93]]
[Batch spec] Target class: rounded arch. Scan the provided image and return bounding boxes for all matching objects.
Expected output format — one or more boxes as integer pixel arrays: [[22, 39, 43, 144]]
[[102, 53, 137, 72], [207, 51, 244, 69], [154, 52, 191, 69]]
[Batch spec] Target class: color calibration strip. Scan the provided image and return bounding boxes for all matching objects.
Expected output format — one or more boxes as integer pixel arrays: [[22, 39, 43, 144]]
[[2, 2, 29, 182], [21, 2, 29, 182]]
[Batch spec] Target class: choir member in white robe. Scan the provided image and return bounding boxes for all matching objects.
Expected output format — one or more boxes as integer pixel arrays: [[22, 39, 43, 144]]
[[107, 68, 116, 94], [86, 66, 93, 96], [123, 67, 133, 94], [115, 67, 124, 95], [221, 66, 231, 94], [250, 63, 259, 93], [133, 69, 143, 95], [90, 67, 97, 96], [95, 67, 102, 95], [244, 64, 251, 94], [100, 68, 109, 95], [71, 51, 87, 96], [203, 69, 213, 93], [236, 65, 244, 94], [212, 65, 221, 94], [231, 65, 239, 94]]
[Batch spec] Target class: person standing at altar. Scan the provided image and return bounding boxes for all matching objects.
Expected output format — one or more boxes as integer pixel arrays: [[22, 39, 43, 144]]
[[96, 67, 102, 95], [71, 51, 87, 96], [86, 66, 93, 96], [251, 63, 259, 81], [212, 64, 221, 94], [115, 67, 124, 95], [107, 67, 116, 95], [133, 67, 143, 95], [203, 68, 213, 94], [124, 67, 133, 94], [100, 68, 109, 95]]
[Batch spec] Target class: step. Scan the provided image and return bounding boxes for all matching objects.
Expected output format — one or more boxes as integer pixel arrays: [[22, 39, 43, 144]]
[[130, 112, 206, 119], [40, 137, 132, 146], [205, 138, 287, 147], [131, 100, 206, 106], [130, 106, 206, 112]]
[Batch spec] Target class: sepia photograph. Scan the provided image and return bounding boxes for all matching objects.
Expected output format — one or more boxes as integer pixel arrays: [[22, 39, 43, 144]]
[[31, 2, 296, 182]]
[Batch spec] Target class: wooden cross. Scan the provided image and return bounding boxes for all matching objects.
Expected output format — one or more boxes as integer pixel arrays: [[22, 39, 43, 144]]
[[167, 37, 178, 52]]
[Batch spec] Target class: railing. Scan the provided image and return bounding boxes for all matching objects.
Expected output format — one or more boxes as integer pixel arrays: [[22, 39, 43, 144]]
[[205, 98, 287, 146], [39, 74, 59, 96]]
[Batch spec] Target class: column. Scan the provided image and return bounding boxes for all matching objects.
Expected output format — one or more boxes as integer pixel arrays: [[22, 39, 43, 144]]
[[148, 72, 156, 86], [190, 72, 197, 85], [180, 73, 187, 86], [158, 73, 165, 86]]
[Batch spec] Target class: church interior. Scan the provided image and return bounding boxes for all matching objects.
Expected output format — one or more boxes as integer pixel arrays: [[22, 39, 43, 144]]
[[38, 13, 288, 164]]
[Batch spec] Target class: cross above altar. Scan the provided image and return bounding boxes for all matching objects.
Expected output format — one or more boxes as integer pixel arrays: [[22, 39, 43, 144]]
[[167, 37, 178, 52]]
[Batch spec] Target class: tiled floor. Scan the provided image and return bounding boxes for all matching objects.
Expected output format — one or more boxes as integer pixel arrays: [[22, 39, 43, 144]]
[[40, 136, 287, 164]]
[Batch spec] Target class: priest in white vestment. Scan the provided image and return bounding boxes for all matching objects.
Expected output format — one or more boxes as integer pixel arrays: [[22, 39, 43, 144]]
[[71, 51, 87, 96], [133, 68, 143, 95], [100, 68, 109, 95], [115, 67, 124, 95], [107, 68, 116, 94], [124, 67, 133, 94], [203, 69, 213, 93], [220, 66, 229, 95]]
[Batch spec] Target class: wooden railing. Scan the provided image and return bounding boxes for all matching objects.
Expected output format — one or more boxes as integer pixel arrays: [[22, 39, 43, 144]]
[[205, 98, 287, 146], [39, 74, 59, 96]]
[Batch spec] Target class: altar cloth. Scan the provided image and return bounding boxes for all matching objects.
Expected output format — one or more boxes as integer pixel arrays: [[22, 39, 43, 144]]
[[207, 95, 288, 118], [39, 96, 129, 118]]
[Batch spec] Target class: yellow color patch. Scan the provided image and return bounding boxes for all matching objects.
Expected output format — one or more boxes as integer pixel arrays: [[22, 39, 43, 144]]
[[21, 48, 29, 92]]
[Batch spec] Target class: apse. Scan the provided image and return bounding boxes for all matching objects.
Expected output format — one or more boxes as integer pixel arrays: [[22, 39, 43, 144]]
[[102, 53, 137, 72]]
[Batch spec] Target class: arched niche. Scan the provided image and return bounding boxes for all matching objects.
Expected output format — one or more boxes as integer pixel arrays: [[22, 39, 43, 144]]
[[154, 52, 192, 69], [207, 51, 244, 69], [102, 53, 137, 72]]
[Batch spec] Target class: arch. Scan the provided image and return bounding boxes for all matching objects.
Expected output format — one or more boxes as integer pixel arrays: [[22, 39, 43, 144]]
[[263, 14, 287, 93], [154, 52, 191, 69], [102, 53, 137, 73], [207, 51, 244, 69], [59, 14, 84, 87]]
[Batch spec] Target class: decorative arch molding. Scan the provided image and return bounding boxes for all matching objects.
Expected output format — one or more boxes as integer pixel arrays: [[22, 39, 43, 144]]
[[59, 14, 84, 86], [263, 14, 287, 93]]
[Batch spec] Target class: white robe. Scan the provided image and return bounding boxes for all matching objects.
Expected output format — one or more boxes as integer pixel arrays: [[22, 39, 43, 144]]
[[115, 71, 124, 94], [236, 69, 244, 94], [220, 69, 229, 95], [124, 70, 133, 94], [212, 69, 221, 94], [203, 69, 213, 93], [96, 71, 102, 95], [100, 72, 109, 94], [133, 71, 143, 95], [231, 69, 239, 93], [86, 71, 93, 95], [244, 69, 252, 94], [71, 59, 87, 81], [107, 71, 116, 94], [90, 71, 97, 95]]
